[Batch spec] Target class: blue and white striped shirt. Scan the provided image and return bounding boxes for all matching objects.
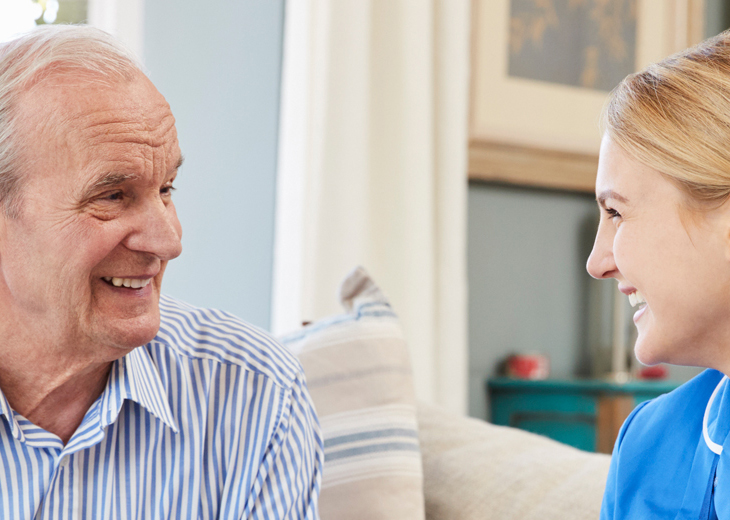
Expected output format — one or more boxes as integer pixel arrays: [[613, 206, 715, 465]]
[[0, 296, 323, 519]]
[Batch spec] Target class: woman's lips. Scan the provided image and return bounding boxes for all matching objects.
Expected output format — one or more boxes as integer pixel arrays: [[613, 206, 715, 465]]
[[633, 304, 648, 323]]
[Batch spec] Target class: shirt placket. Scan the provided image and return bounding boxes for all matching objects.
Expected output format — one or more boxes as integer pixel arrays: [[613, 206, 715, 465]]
[[32, 398, 109, 520], [36, 452, 73, 520]]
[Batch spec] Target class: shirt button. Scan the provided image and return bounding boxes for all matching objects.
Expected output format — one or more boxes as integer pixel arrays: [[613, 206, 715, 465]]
[[58, 458, 69, 469]]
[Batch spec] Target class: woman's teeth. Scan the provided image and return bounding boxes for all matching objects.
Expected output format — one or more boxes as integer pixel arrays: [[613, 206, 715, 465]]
[[102, 277, 152, 289], [628, 290, 646, 308]]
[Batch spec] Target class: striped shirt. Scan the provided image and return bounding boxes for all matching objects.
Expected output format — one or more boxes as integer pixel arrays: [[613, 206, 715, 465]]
[[0, 295, 323, 519]]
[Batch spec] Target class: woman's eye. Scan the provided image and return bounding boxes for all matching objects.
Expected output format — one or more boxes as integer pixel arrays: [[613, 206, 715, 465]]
[[604, 207, 621, 220]]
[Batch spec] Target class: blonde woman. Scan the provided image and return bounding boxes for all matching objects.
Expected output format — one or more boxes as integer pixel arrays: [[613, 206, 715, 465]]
[[587, 32, 730, 519]]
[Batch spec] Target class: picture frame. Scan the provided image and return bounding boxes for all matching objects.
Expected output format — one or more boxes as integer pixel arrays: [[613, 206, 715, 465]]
[[468, 0, 705, 192]]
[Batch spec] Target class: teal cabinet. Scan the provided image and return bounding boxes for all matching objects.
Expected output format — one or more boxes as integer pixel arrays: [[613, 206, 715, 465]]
[[488, 378, 679, 452]]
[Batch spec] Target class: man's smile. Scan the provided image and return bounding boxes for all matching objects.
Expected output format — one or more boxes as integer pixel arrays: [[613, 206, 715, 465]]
[[101, 277, 153, 289]]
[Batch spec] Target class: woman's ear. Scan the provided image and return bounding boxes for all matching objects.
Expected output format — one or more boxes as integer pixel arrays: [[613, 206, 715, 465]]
[[717, 202, 730, 263], [723, 225, 730, 263]]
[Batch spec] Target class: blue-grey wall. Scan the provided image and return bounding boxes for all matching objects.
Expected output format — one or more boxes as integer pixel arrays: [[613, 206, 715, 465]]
[[467, 184, 599, 420], [142, 1, 284, 329]]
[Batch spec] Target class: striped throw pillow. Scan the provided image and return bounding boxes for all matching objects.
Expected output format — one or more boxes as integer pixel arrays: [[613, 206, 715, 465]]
[[279, 267, 425, 520]]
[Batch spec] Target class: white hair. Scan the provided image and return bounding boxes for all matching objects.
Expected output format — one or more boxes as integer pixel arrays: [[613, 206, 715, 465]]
[[0, 24, 143, 217]]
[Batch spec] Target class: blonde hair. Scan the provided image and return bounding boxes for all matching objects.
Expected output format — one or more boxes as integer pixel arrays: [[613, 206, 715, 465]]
[[0, 24, 141, 217], [605, 30, 730, 207]]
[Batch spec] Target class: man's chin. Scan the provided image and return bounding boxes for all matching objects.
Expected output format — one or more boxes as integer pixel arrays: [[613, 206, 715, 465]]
[[91, 313, 161, 353]]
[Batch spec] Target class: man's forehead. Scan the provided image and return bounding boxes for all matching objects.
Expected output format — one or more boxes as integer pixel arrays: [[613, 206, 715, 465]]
[[17, 72, 177, 148], [19, 70, 170, 128]]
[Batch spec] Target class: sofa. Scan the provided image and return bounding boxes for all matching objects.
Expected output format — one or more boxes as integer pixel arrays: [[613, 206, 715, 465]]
[[418, 401, 610, 519], [279, 267, 611, 519]]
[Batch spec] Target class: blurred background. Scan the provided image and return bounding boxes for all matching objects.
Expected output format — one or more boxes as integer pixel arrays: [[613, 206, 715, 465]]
[[2, 0, 728, 453]]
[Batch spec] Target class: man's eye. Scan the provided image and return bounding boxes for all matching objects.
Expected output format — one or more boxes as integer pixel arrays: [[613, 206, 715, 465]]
[[103, 191, 124, 201], [161, 184, 176, 196]]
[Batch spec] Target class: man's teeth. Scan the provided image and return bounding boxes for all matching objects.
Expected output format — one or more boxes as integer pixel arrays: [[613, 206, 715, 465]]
[[102, 277, 152, 289], [628, 290, 646, 308]]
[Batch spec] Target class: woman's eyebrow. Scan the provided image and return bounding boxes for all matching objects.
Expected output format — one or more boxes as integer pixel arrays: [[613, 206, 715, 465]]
[[597, 190, 629, 207]]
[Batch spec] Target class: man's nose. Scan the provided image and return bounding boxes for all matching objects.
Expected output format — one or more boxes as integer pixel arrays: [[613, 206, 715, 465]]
[[586, 225, 616, 280], [125, 200, 183, 261]]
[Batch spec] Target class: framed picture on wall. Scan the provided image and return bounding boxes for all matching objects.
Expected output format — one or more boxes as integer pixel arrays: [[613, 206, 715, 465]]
[[468, 0, 705, 192]]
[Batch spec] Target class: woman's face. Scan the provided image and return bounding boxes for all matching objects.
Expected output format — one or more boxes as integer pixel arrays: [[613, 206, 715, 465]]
[[587, 135, 730, 371]]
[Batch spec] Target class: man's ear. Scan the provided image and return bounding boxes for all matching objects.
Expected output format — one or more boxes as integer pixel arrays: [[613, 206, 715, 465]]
[[0, 206, 10, 245]]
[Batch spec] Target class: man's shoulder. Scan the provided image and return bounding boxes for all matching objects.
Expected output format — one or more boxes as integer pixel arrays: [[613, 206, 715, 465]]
[[152, 295, 302, 390]]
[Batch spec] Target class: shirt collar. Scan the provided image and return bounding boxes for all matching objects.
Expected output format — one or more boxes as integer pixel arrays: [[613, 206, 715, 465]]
[[0, 383, 23, 441], [0, 344, 178, 444], [100, 346, 179, 433]]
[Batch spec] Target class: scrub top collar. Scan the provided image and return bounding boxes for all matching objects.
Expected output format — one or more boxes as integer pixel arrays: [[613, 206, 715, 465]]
[[704, 375, 729, 455], [702, 374, 730, 520]]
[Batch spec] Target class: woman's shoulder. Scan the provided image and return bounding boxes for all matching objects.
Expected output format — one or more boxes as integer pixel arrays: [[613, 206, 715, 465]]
[[624, 369, 723, 441], [616, 369, 722, 452], [600, 369, 724, 519]]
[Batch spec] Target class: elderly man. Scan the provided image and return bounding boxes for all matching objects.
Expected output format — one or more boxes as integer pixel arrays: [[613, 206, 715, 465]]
[[0, 25, 322, 519]]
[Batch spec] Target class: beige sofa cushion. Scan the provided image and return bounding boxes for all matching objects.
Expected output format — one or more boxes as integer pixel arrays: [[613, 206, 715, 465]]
[[279, 267, 425, 520], [418, 402, 611, 520]]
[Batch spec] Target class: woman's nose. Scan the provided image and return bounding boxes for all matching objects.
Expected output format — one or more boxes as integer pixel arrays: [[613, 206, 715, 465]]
[[586, 224, 617, 280]]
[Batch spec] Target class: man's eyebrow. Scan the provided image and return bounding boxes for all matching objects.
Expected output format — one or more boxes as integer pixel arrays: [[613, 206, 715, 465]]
[[81, 156, 183, 200], [84, 172, 136, 196], [597, 190, 629, 207], [173, 154, 184, 172]]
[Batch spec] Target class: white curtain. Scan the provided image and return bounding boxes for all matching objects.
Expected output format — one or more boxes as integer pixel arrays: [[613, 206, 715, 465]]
[[272, 0, 470, 414], [88, 0, 145, 60]]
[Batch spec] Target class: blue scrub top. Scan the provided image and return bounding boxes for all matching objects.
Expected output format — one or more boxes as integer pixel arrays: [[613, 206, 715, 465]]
[[601, 369, 730, 519]]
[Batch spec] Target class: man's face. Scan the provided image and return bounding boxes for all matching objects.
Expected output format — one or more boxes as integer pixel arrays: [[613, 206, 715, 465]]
[[0, 72, 183, 358]]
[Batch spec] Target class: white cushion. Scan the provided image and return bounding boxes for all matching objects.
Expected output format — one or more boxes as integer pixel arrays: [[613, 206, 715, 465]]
[[279, 267, 425, 520]]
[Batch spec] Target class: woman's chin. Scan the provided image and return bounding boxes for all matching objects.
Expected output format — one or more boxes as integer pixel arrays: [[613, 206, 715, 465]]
[[633, 338, 666, 367]]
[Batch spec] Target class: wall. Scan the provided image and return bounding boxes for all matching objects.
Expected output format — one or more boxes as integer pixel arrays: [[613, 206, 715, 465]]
[[142, 0, 285, 329], [467, 183, 599, 420]]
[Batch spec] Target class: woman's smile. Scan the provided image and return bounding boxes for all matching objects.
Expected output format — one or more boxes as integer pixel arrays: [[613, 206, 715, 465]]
[[620, 285, 648, 322]]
